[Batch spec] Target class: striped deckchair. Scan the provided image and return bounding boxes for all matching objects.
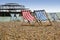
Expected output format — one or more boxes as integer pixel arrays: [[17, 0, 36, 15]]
[[15, 14, 20, 21], [34, 10, 52, 26], [21, 10, 35, 26], [10, 14, 15, 21], [50, 13, 59, 21], [50, 13, 60, 26]]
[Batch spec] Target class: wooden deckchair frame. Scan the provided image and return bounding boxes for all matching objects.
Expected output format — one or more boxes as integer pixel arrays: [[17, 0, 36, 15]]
[[34, 10, 52, 26]]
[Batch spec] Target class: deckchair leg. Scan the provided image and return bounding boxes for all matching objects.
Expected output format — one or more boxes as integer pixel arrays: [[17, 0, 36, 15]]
[[28, 21, 30, 24], [45, 12, 52, 26], [21, 18, 25, 26], [37, 20, 40, 26], [33, 17, 39, 26], [48, 18, 52, 26], [39, 20, 43, 26]]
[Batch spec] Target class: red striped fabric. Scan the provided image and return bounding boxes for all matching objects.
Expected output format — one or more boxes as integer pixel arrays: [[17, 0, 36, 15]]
[[22, 10, 35, 21]]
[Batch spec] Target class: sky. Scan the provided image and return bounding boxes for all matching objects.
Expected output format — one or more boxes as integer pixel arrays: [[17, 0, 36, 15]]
[[0, 0, 60, 12]]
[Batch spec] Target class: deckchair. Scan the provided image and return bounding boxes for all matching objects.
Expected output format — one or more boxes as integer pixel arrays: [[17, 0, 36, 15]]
[[50, 13, 60, 26], [21, 10, 35, 26], [34, 10, 52, 26], [10, 14, 15, 21], [50, 13, 59, 21], [15, 14, 20, 21]]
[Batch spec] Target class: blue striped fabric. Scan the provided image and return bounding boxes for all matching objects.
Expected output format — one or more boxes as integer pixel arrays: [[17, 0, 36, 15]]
[[35, 11, 47, 21]]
